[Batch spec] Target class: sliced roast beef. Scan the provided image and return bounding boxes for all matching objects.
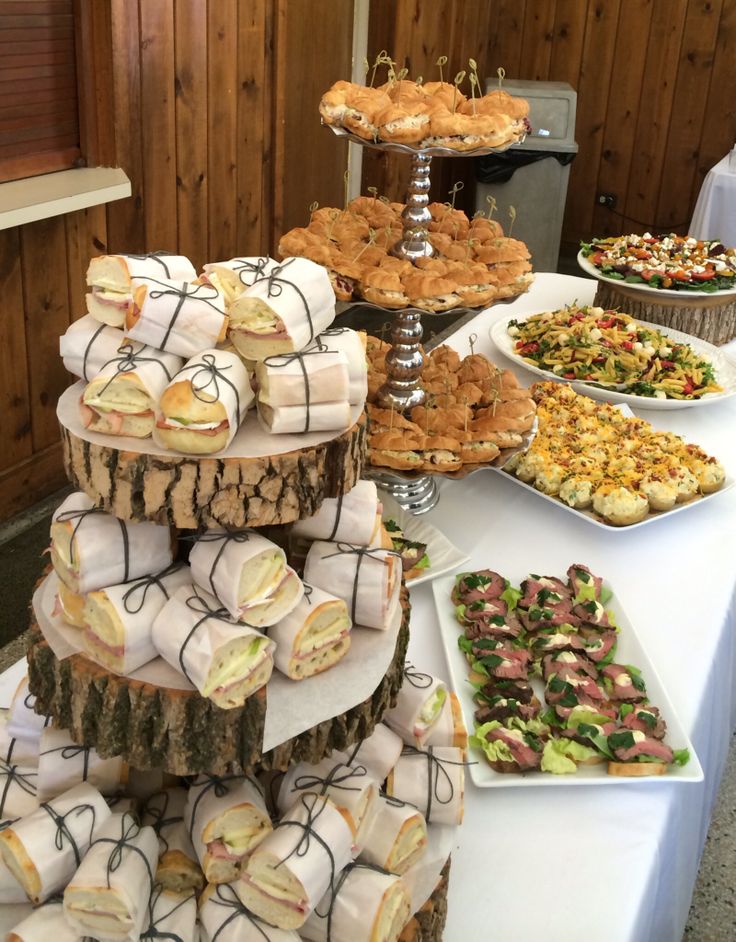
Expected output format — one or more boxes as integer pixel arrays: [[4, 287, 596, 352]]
[[484, 727, 542, 770], [601, 664, 647, 702], [452, 570, 506, 605], [461, 598, 508, 622], [567, 563, 604, 601], [477, 679, 535, 705], [551, 666, 606, 701], [578, 630, 617, 663], [518, 598, 580, 633], [573, 599, 614, 629], [474, 698, 539, 725], [608, 731, 674, 764], [464, 612, 523, 641], [553, 692, 617, 721], [561, 722, 617, 748], [622, 705, 667, 740], [518, 575, 571, 609], [470, 638, 531, 679], [530, 629, 586, 657], [542, 652, 598, 681]]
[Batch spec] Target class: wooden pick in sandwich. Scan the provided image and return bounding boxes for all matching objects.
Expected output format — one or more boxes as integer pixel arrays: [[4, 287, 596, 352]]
[[343, 169, 351, 211], [363, 56, 370, 81], [352, 228, 377, 263], [468, 332, 477, 355], [370, 50, 388, 88], [448, 180, 464, 209], [309, 200, 319, 215], [468, 71, 479, 116], [453, 70, 466, 114], [508, 205, 517, 237], [497, 66, 506, 88], [368, 185, 378, 207], [485, 194, 497, 220], [436, 55, 448, 83], [390, 403, 395, 433]]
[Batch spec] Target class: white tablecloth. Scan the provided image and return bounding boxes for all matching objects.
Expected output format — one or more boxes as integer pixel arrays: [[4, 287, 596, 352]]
[[690, 150, 736, 244], [405, 274, 736, 942]]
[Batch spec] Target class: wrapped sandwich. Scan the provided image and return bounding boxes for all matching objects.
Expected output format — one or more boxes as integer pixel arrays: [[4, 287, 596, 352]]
[[141, 885, 198, 942], [424, 692, 469, 749], [359, 794, 427, 876], [63, 812, 159, 940], [126, 276, 228, 357], [0, 759, 38, 820], [50, 491, 174, 594], [59, 314, 125, 381], [6, 677, 50, 743], [151, 584, 274, 708], [301, 862, 411, 942], [7, 899, 80, 942], [37, 728, 126, 801], [386, 746, 465, 827], [304, 541, 401, 630], [290, 480, 381, 546], [332, 723, 404, 784], [154, 349, 253, 454], [203, 255, 280, 303], [255, 346, 350, 431], [54, 579, 87, 629], [228, 257, 336, 361], [199, 881, 302, 942], [82, 562, 192, 674], [383, 668, 447, 748], [236, 793, 353, 930], [80, 342, 183, 438], [0, 781, 111, 902], [318, 327, 368, 405], [257, 398, 352, 434], [141, 787, 203, 894], [268, 584, 351, 679], [185, 774, 272, 883], [86, 252, 196, 326]]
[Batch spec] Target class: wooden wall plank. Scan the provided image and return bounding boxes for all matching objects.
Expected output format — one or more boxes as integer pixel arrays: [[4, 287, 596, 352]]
[[519, 0, 557, 81], [207, 0, 238, 262], [139, 0, 177, 251], [486, 0, 528, 77], [65, 204, 107, 317], [174, 0, 208, 268], [0, 227, 32, 473], [548, 0, 587, 87], [19, 216, 70, 453], [0, 442, 67, 521]]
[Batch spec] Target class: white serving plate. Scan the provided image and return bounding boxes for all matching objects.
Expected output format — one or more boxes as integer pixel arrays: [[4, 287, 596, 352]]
[[577, 250, 736, 300], [490, 313, 736, 410], [432, 571, 703, 787], [379, 493, 469, 587]]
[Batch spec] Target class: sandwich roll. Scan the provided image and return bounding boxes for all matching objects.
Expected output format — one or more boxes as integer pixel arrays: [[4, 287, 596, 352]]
[[199, 882, 302, 942], [53, 579, 87, 629], [0, 854, 30, 904], [86, 253, 196, 326], [188, 530, 287, 621], [424, 692, 469, 750], [81, 562, 192, 675], [290, 480, 380, 546], [59, 314, 126, 381], [185, 774, 272, 884], [228, 257, 336, 361], [63, 812, 158, 941], [203, 256, 280, 303], [37, 728, 126, 802], [80, 342, 183, 439], [141, 788, 203, 894], [126, 276, 227, 358], [383, 668, 448, 748], [50, 491, 174, 595], [303, 862, 411, 942], [385, 746, 465, 827], [358, 795, 427, 876], [304, 541, 401, 630], [7, 899, 80, 942], [268, 584, 351, 680], [0, 760, 38, 820], [318, 327, 368, 405], [236, 793, 353, 930], [0, 781, 111, 903], [332, 723, 404, 785], [141, 885, 198, 942], [256, 347, 350, 408], [276, 759, 379, 851], [236, 567, 303, 629], [257, 399, 352, 435], [151, 585, 274, 709], [154, 349, 253, 454]]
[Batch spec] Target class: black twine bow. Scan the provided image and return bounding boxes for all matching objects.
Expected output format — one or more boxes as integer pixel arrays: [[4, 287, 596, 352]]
[[188, 529, 252, 601], [94, 342, 175, 396], [273, 793, 339, 905], [257, 258, 317, 345], [126, 252, 178, 279], [263, 341, 333, 433], [140, 884, 194, 942], [141, 791, 183, 855], [81, 321, 108, 382], [40, 799, 97, 867], [322, 543, 398, 624], [135, 277, 224, 351], [0, 760, 37, 819], [231, 257, 274, 287], [92, 812, 155, 893], [187, 773, 264, 845], [39, 742, 91, 783], [173, 353, 242, 427], [315, 860, 395, 941], [179, 589, 243, 686], [54, 506, 130, 582], [292, 762, 369, 798], [398, 746, 469, 824], [208, 883, 271, 942], [121, 562, 186, 615], [403, 663, 434, 689]]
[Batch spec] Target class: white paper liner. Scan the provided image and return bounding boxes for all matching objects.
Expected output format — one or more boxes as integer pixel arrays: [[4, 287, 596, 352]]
[[319, 327, 368, 405], [83, 563, 193, 675], [0, 781, 111, 902], [290, 480, 379, 546], [83, 342, 183, 402], [59, 315, 126, 381], [257, 400, 352, 435], [268, 584, 350, 678], [0, 761, 38, 820], [6, 678, 49, 743], [37, 728, 126, 802], [203, 256, 280, 295], [142, 886, 198, 942], [383, 673, 447, 749], [6, 899, 79, 942], [59, 382, 362, 460], [128, 277, 227, 358], [331, 723, 404, 790], [51, 491, 173, 595], [63, 812, 158, 941], [256, 349, 349, 407], [90, 254, 196, 290], [199, 882, 301, 942]]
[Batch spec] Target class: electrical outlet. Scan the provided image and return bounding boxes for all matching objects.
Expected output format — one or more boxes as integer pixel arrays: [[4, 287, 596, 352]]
[[597, 192, 617, 208]]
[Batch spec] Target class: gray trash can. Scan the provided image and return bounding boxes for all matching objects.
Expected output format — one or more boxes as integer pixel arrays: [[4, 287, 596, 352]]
[[474, 80, 578, 273]]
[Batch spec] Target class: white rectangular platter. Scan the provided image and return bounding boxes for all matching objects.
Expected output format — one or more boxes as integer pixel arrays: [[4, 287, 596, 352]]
[[432, 571, 703, 787]]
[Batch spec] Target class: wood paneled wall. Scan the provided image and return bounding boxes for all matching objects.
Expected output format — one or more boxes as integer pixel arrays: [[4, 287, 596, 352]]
[[365, 0, 736, 245]]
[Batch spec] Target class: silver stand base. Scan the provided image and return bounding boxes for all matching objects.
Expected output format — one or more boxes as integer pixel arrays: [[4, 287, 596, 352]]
[[369, 470, 439, 515]]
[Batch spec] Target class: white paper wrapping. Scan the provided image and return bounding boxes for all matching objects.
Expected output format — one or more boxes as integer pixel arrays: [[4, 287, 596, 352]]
[[199, 882, 301, 942], [383, 671, 447, 748], [276, 758, 378, 849], [256, 349, 349, 407], [188, 531, 286, 620], [59, 315, 126, 381], [304, 542, 400, 630], [401, 823, 454, 916], [203, 256, 280, 294], [83, 341, 183, 401], [51, 492, 173, 595], [89, 254, 196, 289], [153, 349, 254, 451], [237, 793, 353, 922], [37, 728, 126, 802], [0, 781, 111, 902], [185, 774, 270, 874], [63, 812, 158, 941], [232, 257, 336, 358], [0, 855, 28, 905], [141, 886, 198, 942], [268, 584, 350, 677], [6, 899, 79, 942], [387, 747, 465, 827], [257, 400, 352, 435], [0, 761, 38, 821], [424, 693, 466, 749], [128, 277, 227, 358], [151, 585, 274, 704], [6, 678, 50, 743], [141, 788, 196, 862], [301, 864, 409, 942], [0, 724, 39, 769], [290, 481, 379, 546], [319, 328, 368, 405], [358, 794, 427, 875], [332, 723, 404, 785], [83, 563, 193, 675]]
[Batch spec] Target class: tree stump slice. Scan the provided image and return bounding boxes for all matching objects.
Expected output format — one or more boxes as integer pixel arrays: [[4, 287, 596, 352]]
[[27, 586, 410, 776], [399, 859, 451, 942], [594, 281, 736, 345], [59, 415, 367, 528]]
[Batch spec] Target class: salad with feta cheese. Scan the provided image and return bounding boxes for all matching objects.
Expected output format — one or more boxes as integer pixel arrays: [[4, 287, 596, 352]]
[[580, 232, 736, 292]]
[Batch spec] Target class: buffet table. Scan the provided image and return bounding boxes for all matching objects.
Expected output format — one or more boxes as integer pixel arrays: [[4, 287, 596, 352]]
[[406, 274, 736, 942]]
